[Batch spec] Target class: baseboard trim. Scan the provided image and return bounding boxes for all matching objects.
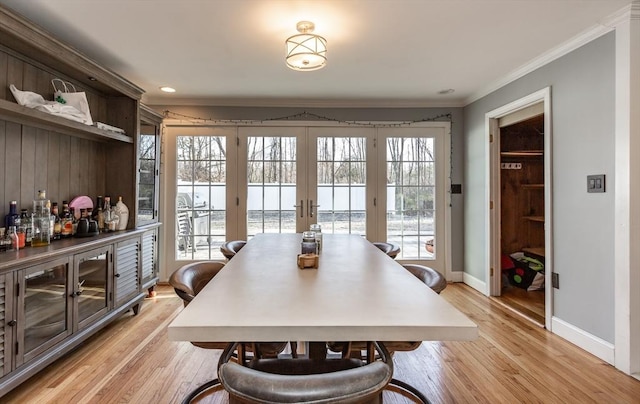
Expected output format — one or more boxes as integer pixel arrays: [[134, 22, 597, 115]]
[[551, 316, 615, 365], [449, 270, 464, 283], [462, 272, 487, 295]]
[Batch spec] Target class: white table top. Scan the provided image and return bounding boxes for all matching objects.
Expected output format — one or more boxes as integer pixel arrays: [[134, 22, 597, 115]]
[[168, 233, 477, 343]]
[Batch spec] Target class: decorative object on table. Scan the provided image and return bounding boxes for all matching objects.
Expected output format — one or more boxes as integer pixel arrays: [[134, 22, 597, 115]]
[[310, 223, 322, 251], [301, 231, 318, 254], [52, 78, 93, 125], [297, 253, 319, 269]]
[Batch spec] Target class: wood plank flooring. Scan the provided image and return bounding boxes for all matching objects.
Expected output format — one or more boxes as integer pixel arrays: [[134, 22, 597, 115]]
[[3, 283, 640, 403], [493, 285, 545, 326]]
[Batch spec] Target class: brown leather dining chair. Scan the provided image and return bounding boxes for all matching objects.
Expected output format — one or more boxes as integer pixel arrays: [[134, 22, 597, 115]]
[[372, 241, 401, 259], [218, 341, 394, 404], [169, 261, 289, 403], [220, 240, 247, 260], [329, 264, 446, 403]]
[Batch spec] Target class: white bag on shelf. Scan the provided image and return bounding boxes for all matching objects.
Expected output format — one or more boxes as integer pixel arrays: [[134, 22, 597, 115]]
[[9, 84, 89, 124], [52, 78, 93, 125]]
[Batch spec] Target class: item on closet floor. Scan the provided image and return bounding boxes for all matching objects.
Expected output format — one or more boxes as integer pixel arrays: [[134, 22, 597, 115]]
[[504, 252, 544, 291]]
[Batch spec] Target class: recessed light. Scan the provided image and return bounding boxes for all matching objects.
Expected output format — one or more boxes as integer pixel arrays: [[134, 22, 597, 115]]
[[438, 88, 455, 95], [160, 86, 176, 93]]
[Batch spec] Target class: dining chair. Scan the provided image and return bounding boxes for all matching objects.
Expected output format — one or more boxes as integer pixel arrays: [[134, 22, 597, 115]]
[[169, 261, 289, 403], [329, 264, 446, 403], [372, 241, 401, 259], [218, 341, 394, 404], [220, 240, 247, 260]]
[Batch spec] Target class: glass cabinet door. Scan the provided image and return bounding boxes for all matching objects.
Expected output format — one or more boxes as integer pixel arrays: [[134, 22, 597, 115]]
[[137, 105, 163, 226], [73, 246, 111, 331], [19, 257, 71, 365]]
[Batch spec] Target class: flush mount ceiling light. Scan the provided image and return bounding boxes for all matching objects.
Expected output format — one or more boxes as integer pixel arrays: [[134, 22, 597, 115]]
[[285, 21, 327, 71], [160, 86, 176, 93]]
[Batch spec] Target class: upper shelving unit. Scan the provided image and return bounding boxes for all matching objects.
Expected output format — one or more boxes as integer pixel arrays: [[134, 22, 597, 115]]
[[0, 99, 132, 143]]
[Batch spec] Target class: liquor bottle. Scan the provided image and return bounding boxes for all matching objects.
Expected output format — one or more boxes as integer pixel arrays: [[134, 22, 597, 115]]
[[5, 200, 20, 229], [70, 207, 78, 236], [20, 209, 32, 246], [32, 190, 51, 247], [102, 196, 111, 232], [0, 228, 8, 252], [7, 226, 18, 251], [106, 203, 119, 232], [60, 201, 73, 238], [115, 196, 129, 230], [51, 202, 61, 240], [94, 196, 103, 220]]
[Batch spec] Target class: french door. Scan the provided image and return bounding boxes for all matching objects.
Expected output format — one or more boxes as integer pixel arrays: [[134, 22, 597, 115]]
[[164, 122, 450, 278], [237, 126, 376, 235]]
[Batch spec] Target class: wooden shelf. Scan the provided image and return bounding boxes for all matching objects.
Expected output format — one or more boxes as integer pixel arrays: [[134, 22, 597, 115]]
[[523, 247, 545, 258], [0, 99, 133, 143], [501, 150, 543, 157], [521, 183, 544, 189], [523, 216, 544, 222]]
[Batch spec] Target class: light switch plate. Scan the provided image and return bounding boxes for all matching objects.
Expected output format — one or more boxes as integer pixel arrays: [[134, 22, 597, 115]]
[[587, 174, 605, 193]]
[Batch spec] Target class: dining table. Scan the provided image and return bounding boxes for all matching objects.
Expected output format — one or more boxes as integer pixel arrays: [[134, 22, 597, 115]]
[[168, 232, 477, 347]]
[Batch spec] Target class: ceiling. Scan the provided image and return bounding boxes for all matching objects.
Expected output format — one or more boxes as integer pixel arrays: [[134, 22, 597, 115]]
[[0, 0, 633, 107]]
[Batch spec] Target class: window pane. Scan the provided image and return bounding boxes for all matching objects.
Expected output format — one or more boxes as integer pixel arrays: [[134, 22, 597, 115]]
[[247, 136, 297, 235], [386, 136, 436, 259], [176, 135, 226, 260]]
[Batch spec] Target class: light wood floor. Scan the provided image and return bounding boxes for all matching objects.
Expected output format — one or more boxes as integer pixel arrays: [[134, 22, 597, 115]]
[[4, 283, 640, 403], [493, 285, 545, 326]]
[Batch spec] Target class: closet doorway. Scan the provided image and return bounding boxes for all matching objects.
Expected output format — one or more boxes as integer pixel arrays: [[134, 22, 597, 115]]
[[487, 88, 552, 330], [497, 112, 545, 325]]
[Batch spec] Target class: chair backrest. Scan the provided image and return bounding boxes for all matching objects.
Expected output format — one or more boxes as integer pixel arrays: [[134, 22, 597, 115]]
[[220, 240, 247, 260], [169, 261, 226, 306], [372, 242, 400, 259], [402, 264, 447, 294], [218, 342, 393, 404]]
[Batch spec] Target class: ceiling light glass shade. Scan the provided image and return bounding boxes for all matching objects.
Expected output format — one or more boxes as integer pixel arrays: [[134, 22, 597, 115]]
[[285, 21, 327, 71]]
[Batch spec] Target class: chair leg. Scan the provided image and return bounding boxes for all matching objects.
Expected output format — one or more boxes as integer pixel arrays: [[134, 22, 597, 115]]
[[181, 378, 223, 404], [388, 378, 430, 404]]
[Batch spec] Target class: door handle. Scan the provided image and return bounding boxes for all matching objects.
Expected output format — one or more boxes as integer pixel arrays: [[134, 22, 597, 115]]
[[293, 200, 304, 218], [309, 200, 320, 218]]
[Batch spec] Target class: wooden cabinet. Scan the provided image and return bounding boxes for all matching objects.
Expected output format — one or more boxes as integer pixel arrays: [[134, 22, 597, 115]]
[[113, 238, 140, 308], [18, 257, 72, 366], [140, 228, 159, 293], [0, 5, 161, 398], [0, 230, 153, 397]]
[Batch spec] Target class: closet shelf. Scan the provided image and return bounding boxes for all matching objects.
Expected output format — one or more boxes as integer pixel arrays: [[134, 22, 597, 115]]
[[522, 216, 544, 222], [501, 150, 543, 157], [522, 247, 545, 258]]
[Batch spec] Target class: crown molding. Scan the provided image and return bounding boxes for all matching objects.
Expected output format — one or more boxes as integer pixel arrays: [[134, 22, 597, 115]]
[[141, 95, 465, 109], [464, 3, 635, 106]]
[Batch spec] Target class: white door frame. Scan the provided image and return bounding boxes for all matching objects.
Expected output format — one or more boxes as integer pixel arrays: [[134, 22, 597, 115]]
[[486, 87, 553, 330]]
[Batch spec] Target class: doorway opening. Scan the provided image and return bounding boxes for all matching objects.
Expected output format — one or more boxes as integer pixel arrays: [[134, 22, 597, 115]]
[[487, 87, 552, 330], [495, 113, 545, 326]]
